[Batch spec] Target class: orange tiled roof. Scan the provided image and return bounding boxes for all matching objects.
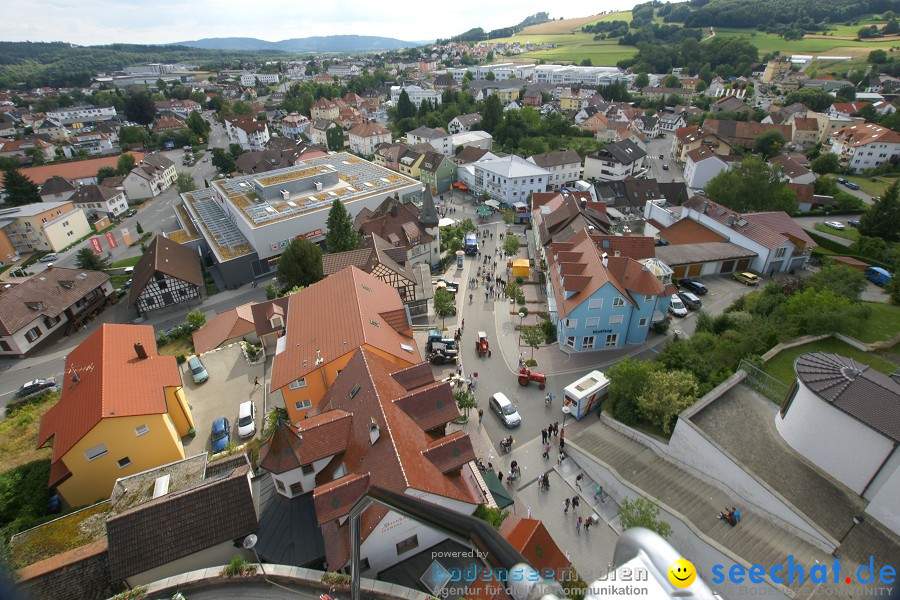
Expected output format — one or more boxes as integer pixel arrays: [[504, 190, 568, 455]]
[[659, 217, 728, 245], [36, 324, 181, 468], [20, 152, 145, 185], [191, 303, 256, 355]]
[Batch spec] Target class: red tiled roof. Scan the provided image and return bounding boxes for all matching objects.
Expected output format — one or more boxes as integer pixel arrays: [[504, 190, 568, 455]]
[[259, 410, 352, 474], [314, 473, 370, 523], [743, 210, 817, 250], [37, 325, 181, 467], [659, 218, 727, 245], [589, 234, 656, 260], [20, 152, 145, 185], [499, 516, 571, 581], [421, 430, 476, 473], [271, 266, 419, 392], [191, 303, 256, 355], [682, 196, 789, 249]]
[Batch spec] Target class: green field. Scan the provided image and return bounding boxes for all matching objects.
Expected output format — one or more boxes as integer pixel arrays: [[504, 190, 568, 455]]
[[490, 32, 638, 66], [803, 57, 871, 78], [843, 174, 898, 198], [713, 27, 897, 54], [813, 222, 860, 241]]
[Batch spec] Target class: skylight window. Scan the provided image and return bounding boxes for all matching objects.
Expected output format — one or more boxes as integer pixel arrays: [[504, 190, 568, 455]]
[[349, 383, 361, 399], [400, 343, 414, 353]]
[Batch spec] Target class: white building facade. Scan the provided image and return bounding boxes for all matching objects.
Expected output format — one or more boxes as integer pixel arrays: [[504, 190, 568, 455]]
[[390, 86, 442, 109], [458, 155, 549, 205]]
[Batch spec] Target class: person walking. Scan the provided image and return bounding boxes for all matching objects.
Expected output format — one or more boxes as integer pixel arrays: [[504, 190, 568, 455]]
[[553, 422, 560, 437], [557, 451, 565, 465], [575, 473, 583, 490], [584, 517, 593, 532], [541, 428, 548, 445], [559, 437, 565, 451], [527, 505, 532, 519], [564, 498, 570, 514], [542, 442, 551, 459], [253, 376, 260, 387], [595, 485, 606, 503], [576, 516, 583, 535], [498, 471, 503, 484], [572, 496, 580, 510], [478, 409, 483, 425]]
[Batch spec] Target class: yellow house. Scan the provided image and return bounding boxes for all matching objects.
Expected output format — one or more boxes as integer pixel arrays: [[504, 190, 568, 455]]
[[560, 93, 583, 112], [495, 87, 520, 104], [1, 201, 91, 254], [37, 323, 194, 507], [271, 266, 420, 422]]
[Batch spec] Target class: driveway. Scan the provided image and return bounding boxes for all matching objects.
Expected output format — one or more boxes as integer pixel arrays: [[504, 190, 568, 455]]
[[669, 273, 770, 337], [180, 344, 266, 454]]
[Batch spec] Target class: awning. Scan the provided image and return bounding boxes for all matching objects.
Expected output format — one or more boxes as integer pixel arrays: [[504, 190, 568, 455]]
[[484, 470, 514, 508], [453, 182, 469, 190], [476, 206, 492, 217], [485, 200, 500, 208], [438, 217, 456, 227]]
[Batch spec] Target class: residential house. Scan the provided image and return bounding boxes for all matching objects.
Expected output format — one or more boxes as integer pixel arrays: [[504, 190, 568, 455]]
[[645, 195, 816, 276], [128, 236, 202, 314], [658, 113, 686, 133], [348, 121, 391, 157], [309, 118, 339, 147], [448, 113, 482, 134], [770, 71, 802, 94], [527, 150, 581, 190], [805, 111, 865, 144], [0, 113, 17, 137], [432, 74, 457, 92], [530, 191, 613, 253], [828, 102, 872, 119], [775, 352, 900, 534], [829, 123, 900, 173], [0, 267, 113, 357], [375, 142, 426, 178], [36, 323, 195, 507], [323, 232, 426, 315], [310, 98, 345, 121], [583, 139, 646, 181], [581, 112, 609, 135], [152, 116, 187, 134], [250, 297, 290, 353], [191, 302, 257, 355], [270, 266, 422, 422], [546, 228, 667, 352], [788, 115, 821, 148], [224, 116, 270, 151], [390, 85, 442, 108], [522, 88, 544, 106], [33, 119, 68, 140], [452, 146, 492, 166], [0, 138, 55, 162], [635, 115, 660, 138], [233, 141, 328, 175], [69, 132, 115, 156], [264, 347, 482, 576], [0, 201, 91, 254], [153, 99, 201, 119], [354, 192, 440, 269], [20, 152, 145, 187], [69, 183, 128, 219], [280, 113, 310, 138], [639, 86, 694, 102], [711, 95, 753, 115], [683, 146, 739, 190], [873, 100, 897, 117], [457, 154, 550, 205], [407, 127, 452, 156], [38, 176, 76, 203], [703, 119, 792, 151], [769, 155, 816, 185], [671, 125, 733, 163], [123, 153, 177, 200], [419, 150, 457, 195]]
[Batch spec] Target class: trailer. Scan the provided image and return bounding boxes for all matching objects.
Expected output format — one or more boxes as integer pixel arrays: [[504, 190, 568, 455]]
[[563, 370, 610, 420], [464, 232, 479, 255]]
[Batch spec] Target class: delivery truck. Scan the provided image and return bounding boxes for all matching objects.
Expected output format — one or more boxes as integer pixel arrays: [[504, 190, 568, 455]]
[[563, 370, 610, 420]]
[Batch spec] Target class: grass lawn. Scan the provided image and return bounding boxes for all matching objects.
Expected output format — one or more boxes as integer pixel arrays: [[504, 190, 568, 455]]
[[109, 273, 130, 289], [712, 28, 897, 54], [490, 31, 638, 66], [158, 336, 194, 358], [764, 338, 898, 386], [110, 256, 141, 268], [520, 11, 633, 34], [803, 57, 871, 79], [0, 393, 55, 474], [856, 302, 900, 344], [843, 174, 898, 198], [813, 222, 860, 241]]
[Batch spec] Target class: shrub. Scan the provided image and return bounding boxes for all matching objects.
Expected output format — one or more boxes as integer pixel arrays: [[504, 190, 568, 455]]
[[222, 554, 257, 577], [515, 276, 524, 285], [541, 318, 557, 344], [156, 334, 169, 346], [473, 504, 509, 529], [322, 572, 352, 586], [176, 354, 186, 364], [110, 586, 148, 600], [525, 359, 538, 367], [652, 319, 671, 334]]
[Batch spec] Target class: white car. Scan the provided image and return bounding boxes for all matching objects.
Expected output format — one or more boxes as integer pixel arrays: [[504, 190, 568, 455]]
[[237, 401, 257, 439], [669, 294, 688, 317], [824, 221, 846, 230]]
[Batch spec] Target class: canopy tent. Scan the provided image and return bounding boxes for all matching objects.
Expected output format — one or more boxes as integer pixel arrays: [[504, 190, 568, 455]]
[[483, 470, 514, 509], [438, 217, 456, 227], [452, 182, 469, 190], [476, 206, 492, 218], [484, 199, 501, 208]]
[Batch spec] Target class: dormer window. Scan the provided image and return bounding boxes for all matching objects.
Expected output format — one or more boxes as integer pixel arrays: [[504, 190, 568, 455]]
[[270, 314, 283, 329]]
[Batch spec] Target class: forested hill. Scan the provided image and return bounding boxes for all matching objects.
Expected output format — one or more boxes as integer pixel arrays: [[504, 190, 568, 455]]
[[660, 0, 900, 28], [438, 12, 552, 44]]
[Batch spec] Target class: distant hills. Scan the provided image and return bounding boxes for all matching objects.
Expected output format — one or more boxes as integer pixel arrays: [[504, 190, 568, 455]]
[[169, 35, 419, 52]]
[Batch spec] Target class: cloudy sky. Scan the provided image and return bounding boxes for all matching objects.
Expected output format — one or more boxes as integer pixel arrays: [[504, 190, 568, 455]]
[[8, 0, 641, 45]]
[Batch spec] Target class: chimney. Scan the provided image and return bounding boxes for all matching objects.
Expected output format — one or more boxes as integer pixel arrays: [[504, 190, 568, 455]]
[[727, 214, 736, 226], [369, 417, 380, 445], [134, 342, 148, 359], [390, 203, 398, 217], [601, 252, 609, 268], [580, 199, 586, 210]]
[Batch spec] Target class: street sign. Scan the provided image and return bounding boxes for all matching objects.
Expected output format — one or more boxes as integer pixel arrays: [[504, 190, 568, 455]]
[[105, 231, 118, 249], [90, 237, 103, 254]]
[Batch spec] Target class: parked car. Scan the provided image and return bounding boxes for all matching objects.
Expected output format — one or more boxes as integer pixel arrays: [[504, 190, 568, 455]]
[[848, 220, 860, 228], [16, 379, 57, 398], [237, 401, 257, 439], [733, 271, 760, 286], [824, 221, 845, 230], [488, 392, 521, 428], [662, 163, 669, 170], [865, 266, 892, 287], [38, 253, 59, 263], [668, 294, 688, 317], [845, 182, 860, 190], [124, 209, 137, 217], [187, 356, 209, 383], [679, 278, 708, 295], [211, 417, 230, 453], [836, 177, 848, 184], [677, 291, 703, 310]]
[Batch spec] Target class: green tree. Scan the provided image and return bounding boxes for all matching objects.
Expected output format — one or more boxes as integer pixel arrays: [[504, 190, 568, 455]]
[[135, 222, 144, 234], [433, 287, 456, 328], [705, 156, 797, 213], [124, 91, 156, 125], [806, 264, 867, 302], [753, 129, 786, 159], [835, 85, 857, 102], [211, 147, 235, 173], [810, 153, 840, 174], [480, 94, 503, 133], [636, 370, 699, 434], [606, 357, 663, 425], [485, 71, 496, 81], [186, 309, 206, 330], [663, 74, 680, 88], [326, 126, 344, 151], [617, 498, 673, 539], [1, 168, 41, 206], [116, 153, 136, 175], [277, 238, 324, 289], [634, 72, 650, 89], [774, 288, 867, 336], [74, 247, 110, 271], [869, 49, 889, 64], [503, 234, 520, 257], [454, 389, 478, 418], [397, 89, 415, 120], [228, 143, 245, 159], [859, 181, 900, 242], [186, 111, 210, 137], [884, 18, 899, 35], [325, 199, 362, 253], [176, 172, 196, 193], [24, 147, 45, 166], [784, 88, 833, 112], [96, 166, 117, 183], [118, 126, 151, 147], [521, 325, 544, 361], [884, 276, 900, 305]]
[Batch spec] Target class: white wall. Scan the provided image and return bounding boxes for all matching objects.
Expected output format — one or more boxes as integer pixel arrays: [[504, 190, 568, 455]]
[[775, 385, 894, 494], [127, 540, 255, 587], [864, 452, 900, 535], [271, 455, 334, 498]]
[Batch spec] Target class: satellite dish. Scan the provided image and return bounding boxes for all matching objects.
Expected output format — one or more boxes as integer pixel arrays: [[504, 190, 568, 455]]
[[243, 534, 258, 550]]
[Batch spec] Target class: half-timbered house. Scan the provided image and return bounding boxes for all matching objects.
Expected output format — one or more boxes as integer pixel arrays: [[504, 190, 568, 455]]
[[128, 236, 203, 314]]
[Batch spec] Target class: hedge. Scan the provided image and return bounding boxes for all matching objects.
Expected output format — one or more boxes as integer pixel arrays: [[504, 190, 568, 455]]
[[805, 230, 892, 270]]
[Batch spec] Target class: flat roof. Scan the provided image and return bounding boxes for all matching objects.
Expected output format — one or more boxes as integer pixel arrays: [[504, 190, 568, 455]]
[[181, 187, 255, 263]]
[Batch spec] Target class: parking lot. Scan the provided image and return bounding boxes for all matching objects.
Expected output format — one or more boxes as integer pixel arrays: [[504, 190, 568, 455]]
[[180, 344, 266, 454], [668, 273, 774, 337]]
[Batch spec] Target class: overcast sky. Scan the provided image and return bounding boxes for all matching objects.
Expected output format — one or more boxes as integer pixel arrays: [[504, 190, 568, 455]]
[[8, 0, 641, 45]]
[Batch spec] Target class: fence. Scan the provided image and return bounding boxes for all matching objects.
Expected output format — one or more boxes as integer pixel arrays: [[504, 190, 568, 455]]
[[738, 359, 789, 404]]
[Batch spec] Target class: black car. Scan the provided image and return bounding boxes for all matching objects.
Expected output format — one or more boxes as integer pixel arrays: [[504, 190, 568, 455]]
[[124, 209, 137, 217], [679, 278, 708, 295], [677, 291, 703, 310], [17, 379, 57, 398], [848, 220, 860, 228]]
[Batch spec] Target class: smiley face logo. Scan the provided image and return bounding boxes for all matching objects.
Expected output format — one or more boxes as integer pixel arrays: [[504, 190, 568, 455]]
[[668, 559, 696, 588]]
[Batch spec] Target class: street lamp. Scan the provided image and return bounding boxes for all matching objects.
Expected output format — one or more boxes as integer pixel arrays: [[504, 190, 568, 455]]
[[242, 533, 267, 580], [517, 311, 526, 345], [561, 405, 571, 436]]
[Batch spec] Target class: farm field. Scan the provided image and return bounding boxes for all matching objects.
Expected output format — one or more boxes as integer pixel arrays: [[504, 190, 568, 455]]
[[520, 11, 633, 34], [490, 32, 638, 66], [713, 27, 897, 55]]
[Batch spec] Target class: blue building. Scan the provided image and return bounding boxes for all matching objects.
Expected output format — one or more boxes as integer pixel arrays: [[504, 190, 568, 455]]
[[546, 228, 669, 352]]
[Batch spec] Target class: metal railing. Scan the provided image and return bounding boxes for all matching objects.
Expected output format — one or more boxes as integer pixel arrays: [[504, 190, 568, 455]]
[[739, 359, 789, 404]]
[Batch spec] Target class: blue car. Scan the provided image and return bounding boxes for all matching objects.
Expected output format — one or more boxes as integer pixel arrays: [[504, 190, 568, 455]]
[[187, 356, 209, 383], [211, 417, 230, 453]]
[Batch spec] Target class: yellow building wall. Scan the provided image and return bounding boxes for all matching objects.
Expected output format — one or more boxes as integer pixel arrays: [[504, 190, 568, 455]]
[[0, 230, 18, 263], [497, 90, 518, 104], [165, 386, 195, 434], [42, 210, 91, 252], [282, 345, 417, 422], [56, 413, 185, 507], [560, 97, 581, 111]]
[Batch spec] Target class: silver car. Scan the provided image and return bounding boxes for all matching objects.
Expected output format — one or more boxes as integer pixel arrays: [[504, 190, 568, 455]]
[[489, 392, 521, 428]]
